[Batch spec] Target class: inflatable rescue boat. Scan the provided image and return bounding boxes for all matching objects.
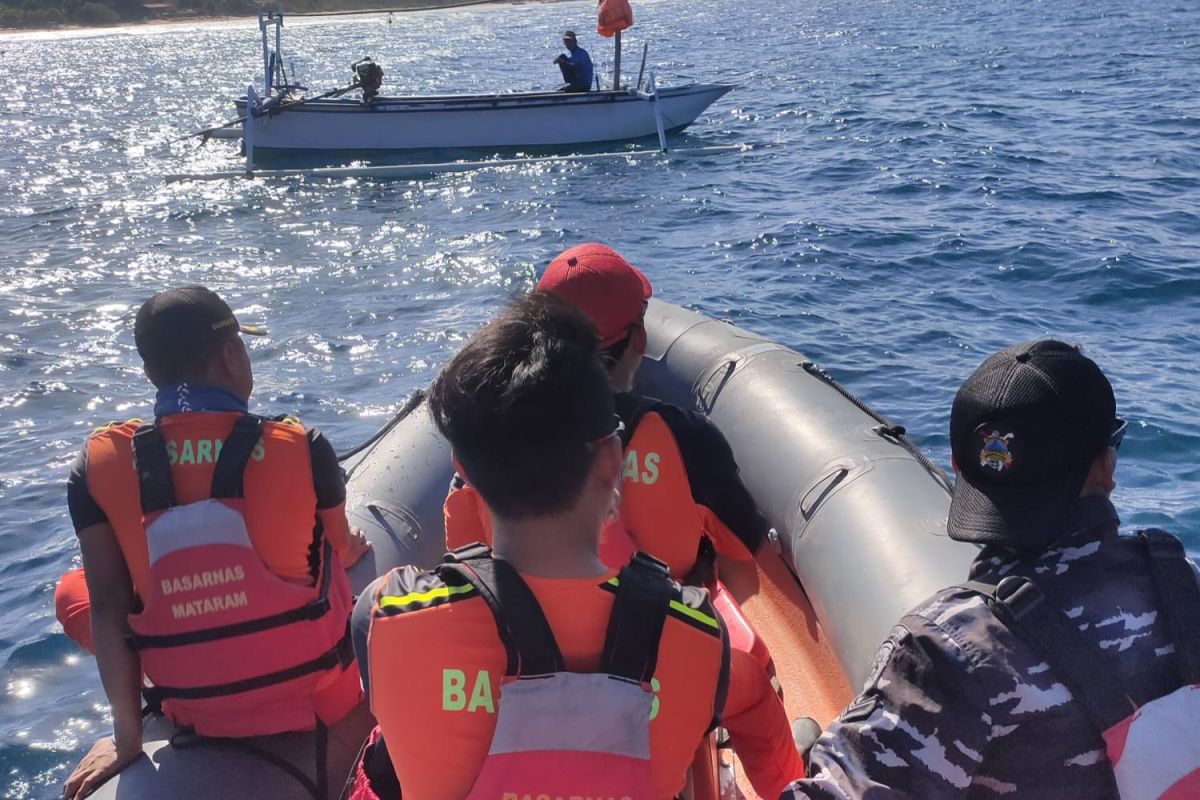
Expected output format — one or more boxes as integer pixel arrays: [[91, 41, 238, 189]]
[[89, 299, 978, 800]]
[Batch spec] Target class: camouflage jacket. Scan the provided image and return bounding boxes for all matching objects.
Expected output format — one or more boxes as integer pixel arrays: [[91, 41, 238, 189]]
[[784, 499, 1196, 799]]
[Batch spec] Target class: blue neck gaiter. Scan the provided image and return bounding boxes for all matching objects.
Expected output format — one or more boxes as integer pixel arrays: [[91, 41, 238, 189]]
[[153, 383, 249, 417]]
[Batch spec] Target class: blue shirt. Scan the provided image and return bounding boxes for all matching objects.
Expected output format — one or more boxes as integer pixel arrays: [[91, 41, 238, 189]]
[[565, 44, 594, 90]]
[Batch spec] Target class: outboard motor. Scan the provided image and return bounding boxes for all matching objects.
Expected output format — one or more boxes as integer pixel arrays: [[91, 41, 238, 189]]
[[352, 57, 384, 102]]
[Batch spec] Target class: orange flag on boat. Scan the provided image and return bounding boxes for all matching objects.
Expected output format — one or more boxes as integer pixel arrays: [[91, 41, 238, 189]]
[[597, 0, 633, 37]]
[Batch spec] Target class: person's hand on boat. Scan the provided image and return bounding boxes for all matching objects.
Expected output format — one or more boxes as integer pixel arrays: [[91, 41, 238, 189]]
[[62, 735, 143, 799], [344, 526, 372, 567]]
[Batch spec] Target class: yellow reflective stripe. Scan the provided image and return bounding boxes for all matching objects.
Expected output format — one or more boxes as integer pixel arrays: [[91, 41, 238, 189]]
[[94, 418, 141, 433], [378, 583, 475, 609], [669, 599, 718, 629], [604, 577, 718, 629]]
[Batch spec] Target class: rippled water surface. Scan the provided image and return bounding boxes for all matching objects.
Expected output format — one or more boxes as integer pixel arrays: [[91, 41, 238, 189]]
[[2, 0, 1198, 794]]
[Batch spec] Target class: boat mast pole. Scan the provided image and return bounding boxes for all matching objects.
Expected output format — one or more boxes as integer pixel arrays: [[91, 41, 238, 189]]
[[612, 29, 622, 89], [259, 12, 271, 95], [274, 13, 282, 90]]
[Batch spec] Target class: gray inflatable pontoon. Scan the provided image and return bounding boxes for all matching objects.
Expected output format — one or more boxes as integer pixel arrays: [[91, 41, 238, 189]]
[[89, 298, 977, 800]]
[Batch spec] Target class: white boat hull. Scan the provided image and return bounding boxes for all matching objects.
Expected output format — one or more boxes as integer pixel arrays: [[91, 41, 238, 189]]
[[235, 84, 734, 153]]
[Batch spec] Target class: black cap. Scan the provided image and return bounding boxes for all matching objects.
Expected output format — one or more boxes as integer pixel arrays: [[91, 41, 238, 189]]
[[948, 339, 1116, 552], [563, 30, 577, 39], [134, 286, 266, 370]]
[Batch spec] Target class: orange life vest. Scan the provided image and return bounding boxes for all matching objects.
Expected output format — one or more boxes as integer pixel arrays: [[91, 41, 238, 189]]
[[84, 412, 359, 737], [442, 405, 754, 581], [351, 545, 729, 800], [618, 407, 755, 580]]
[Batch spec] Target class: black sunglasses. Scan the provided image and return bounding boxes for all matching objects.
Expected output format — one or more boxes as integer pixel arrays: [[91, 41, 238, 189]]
[[1109, 418, 1127, 450]]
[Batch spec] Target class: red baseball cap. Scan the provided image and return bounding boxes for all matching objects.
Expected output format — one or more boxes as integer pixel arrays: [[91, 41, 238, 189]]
[[536, 243, 653, 348]]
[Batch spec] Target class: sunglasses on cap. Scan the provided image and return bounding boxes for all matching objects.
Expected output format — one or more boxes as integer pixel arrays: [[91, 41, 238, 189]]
[[1109, 418, 1127, 450]]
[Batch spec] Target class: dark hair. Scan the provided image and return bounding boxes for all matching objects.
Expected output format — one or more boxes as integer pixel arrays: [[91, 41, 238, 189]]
[[429, 293, 615, 520], [143, 334, 232, 387]]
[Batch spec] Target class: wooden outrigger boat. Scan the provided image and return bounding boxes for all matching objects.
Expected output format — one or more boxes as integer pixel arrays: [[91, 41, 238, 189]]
[[235, 6, 734, 161]]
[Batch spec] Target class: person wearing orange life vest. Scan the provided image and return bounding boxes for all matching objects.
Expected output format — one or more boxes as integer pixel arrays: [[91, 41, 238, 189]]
[[58, 286, 371, 800], [348, 294, 804, 800], [444, 242, 770, 582]]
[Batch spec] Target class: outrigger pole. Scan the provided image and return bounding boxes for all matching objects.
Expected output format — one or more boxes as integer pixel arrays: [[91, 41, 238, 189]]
[[245, 85, 257, 174], [166, 145, 743, 182], [639, 72, 667, 152]]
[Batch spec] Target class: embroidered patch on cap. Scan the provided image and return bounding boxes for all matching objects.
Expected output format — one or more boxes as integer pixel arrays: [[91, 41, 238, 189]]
[[979, 430, 1015, 472]]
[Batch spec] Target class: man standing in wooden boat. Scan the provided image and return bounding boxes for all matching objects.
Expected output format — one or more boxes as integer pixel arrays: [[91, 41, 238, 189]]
[[57, 286, 371, 799], [781, 341, 1200, 799], [554, 30, 594, 92]]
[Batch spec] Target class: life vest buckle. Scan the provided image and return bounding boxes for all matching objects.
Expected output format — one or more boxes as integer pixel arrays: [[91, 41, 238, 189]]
[[994, 575, 1043, 619], [628, 550, 671, 578], [445, 542, 493, 563]]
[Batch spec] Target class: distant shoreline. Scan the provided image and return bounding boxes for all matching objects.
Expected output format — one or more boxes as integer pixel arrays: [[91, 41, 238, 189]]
[[0, 0, 567, 37]]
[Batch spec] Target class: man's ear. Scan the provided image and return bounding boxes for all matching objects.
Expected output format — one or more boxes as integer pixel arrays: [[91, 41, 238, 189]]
[[591, 435, 623, 489], [223, 338, 240, 371], [451, 452, 470, 483], [1081, 447, 1117, 497], [628, 323, 648, 358], [210, 338, 240, 381]]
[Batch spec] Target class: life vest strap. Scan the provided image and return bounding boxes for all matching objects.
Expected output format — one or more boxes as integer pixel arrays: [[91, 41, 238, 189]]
[[133, 422, 177, 513], [441, 549, 565, 677], [127, 539, 337, 651], [209, 414, 265, 500], [132, 413, 265, 511], [1138, 529, 1200, 684], [143, 624, 353, 702], [602, 552, 672, 683], [708, 611, 731, 735], [962, 575, 1132, 731]]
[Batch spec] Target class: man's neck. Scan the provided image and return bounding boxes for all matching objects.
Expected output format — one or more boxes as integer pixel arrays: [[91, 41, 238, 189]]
[[153, 382, 249, 416], [491, 510, 608, 579]]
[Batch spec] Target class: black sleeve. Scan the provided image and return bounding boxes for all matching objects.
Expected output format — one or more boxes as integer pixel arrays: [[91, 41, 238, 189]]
[[67, 441, 108, 532], [351, 575, 386, 703], [647, 399, 769, 553], [305, 426, 347, 510]]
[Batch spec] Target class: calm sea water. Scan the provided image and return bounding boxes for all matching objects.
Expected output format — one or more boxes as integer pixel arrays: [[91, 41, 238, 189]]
[[1, 0, 1197, 794]]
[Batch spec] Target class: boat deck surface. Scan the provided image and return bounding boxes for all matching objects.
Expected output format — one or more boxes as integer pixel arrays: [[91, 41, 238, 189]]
[[720, 550, 854, 798]]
